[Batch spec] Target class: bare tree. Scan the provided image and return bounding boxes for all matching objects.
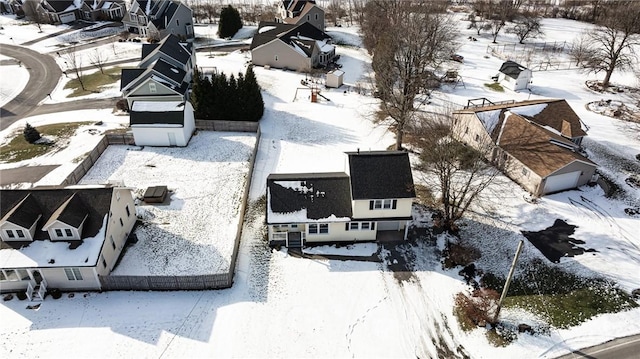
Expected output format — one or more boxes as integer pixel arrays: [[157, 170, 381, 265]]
[[467, 13, 492, 37], [487, 0, 515, 43], [363, 0, 457, 150], [569, 35, 594, 67], [414, 110, 501, 232], [89, 49, 109, 74], [578, 0, 640, 87], [326, 0, 345, 26], [22, 0, 47, 33], [506, 12, 544, 44], [63, 46, 86, 91]]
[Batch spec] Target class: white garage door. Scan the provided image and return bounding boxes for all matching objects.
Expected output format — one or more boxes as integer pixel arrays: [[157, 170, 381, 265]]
[[377, 221, 400, 231], [543, 171, 581, 194], [60, 12, 76, 24]]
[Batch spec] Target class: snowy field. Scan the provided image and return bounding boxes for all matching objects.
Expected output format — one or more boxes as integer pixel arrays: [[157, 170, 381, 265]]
[[1, 9, 640, 359], [78, 132, 256, 275]]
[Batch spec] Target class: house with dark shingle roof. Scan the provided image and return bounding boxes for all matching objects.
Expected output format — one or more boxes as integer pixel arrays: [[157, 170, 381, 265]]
[[122, 0, 194, 42], [277, 0, 325, 31], [0, 186, 136, 299], [266, 151, 415, 248], [453, 99, 597, 196], [497, 60, 532, 91], [120, 34, 195, 109], [250, 21, 335, 71]]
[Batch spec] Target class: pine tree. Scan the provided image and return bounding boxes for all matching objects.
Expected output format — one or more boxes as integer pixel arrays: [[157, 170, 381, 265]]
[[218, 5, 243, 38], [227, 74, 239, 120], [23, 122, 41, 144], [243, 66, 264, 122]]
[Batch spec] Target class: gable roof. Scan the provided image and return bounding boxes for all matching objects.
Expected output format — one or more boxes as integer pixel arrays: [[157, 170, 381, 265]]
[[455, 99, 587, 139], [251, 21, 330, 51], [151, 57, 186, 84], [498, 113, 596, 178], [283, 1, 319, 24], [44, 192, 89, 228], [141, 34, 193, 66], [130, 101, 185, 125], [347, 151, 416, 200], [120, 68, 146, 90], [43, 0, 77, 13], [267, 172, 352, 224], [499, 60, 528, 79], [1, 193, 41, 229], [151, 0, 181, 30], [0, 188, 114, 241]]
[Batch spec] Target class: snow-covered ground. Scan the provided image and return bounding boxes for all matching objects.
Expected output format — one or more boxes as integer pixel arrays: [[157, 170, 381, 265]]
[[1, 11, 640, 359]]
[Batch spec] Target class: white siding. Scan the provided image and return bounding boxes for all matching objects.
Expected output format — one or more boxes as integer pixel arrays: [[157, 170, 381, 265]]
[[351, 198, 413, 219]]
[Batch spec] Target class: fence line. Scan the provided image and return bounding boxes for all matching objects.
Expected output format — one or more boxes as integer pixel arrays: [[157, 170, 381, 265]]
[[99, 273, 233, 291], [195, 119, 259, 132]]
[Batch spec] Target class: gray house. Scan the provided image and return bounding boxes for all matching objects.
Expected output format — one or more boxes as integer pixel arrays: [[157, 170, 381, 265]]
[[120, 34, 195, 108], [277, 0, 325, 31], [122, 0, 194, 42], [251, 21, 336, 71]]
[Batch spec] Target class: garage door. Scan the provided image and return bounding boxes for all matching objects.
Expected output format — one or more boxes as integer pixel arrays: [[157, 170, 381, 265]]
[[543, 171, 581, 194], [377, 221, 400, 231], [60, 12, 76, 24]]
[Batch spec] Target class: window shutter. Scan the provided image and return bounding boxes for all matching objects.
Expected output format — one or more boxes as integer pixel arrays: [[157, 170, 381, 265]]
[[345, 223, 349, 231], [369, 200, 374, 210], [392, 200, 397, 209], [371, 222, 376, 231]]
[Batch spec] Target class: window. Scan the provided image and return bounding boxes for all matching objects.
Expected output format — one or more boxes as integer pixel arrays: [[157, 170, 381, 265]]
[[309, 223, 329, 234], [55, 229, 63, 237], [176, 19, 179, 26], [307, 15, 310, 21], [110, 235, 116, 250], [4, 270, 18, 281], [275, 55, 278, 61], [465, 127, 469, 134], [64, 268, 83, 281], [346, 222, 374, 231], [315, 14, 318, 20], [361, 222, 371, 230], [102, 256, 107, 268], [0, 271, 5, 281], [148, 82, 157, 93], [370, 199, 397, 210], [65, 229, 73, 237], [119, 218, 124, 227], [349, 222, 359, 230], [16, 230, 25, 238], [6, 230, 15, 239], [17, 269, 29, 280], [126, 205, 131, 217], [291, 224, 298, 228]]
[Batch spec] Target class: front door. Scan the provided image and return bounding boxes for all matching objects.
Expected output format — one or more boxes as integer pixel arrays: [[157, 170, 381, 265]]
[[31, 270, 43, 284]]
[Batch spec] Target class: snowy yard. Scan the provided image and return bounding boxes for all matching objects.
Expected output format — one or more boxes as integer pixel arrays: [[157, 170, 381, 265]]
[[78, 132, 256, 276], [1, 9, 640, 359]]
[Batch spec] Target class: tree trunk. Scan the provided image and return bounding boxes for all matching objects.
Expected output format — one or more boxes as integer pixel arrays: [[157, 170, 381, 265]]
[[603, 67, 614, 88], [395, 128, 403, 150]]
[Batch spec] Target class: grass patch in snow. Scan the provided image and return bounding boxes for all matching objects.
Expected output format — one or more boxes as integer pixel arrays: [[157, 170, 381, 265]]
[[484, 83, 504, 92], [64, 67, 121, 97], [482, 259, 638, 328], [0, 122, 91, 163]]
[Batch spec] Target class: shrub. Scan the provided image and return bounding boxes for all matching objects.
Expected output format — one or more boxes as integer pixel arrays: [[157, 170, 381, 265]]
[[218, 5, 242, 38], [23, 122, 41, 143], [16, 291, 27, 300], [116, 99, 129, 112], [443, 241, 481, 269], [454, 289, 500, 331]]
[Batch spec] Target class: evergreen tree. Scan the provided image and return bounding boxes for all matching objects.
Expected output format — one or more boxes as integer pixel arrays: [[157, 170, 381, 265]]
[[243, 66, 264, 122], [218, 5, 243, 38], [227, 74, 239, 120], [23, 122, 41, 143]]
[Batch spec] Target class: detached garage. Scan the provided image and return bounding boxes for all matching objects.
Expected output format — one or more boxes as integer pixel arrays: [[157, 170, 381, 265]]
[[130, 101, 195, 147]]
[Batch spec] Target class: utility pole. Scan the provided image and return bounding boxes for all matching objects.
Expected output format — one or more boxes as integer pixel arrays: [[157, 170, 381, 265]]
[[494, 239, 524, 322]]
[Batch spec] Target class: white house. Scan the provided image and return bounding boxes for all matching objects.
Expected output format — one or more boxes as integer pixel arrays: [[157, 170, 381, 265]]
[[129, 101, 195, 147], [497, 60, 532, 91], [266, 151, 416, 248], [0, 186, 136, 299]]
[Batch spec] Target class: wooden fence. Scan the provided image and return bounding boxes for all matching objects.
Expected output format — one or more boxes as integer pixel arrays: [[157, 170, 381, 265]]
[[60, 133, 135, 186], [99, 273, 233, 290], [195, 119, 259, 132]]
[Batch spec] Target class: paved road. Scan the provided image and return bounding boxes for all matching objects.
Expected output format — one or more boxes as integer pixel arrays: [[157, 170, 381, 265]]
[[0, 44, 61, 131], [0, 165, 60, 186], [555, 334, 640, 359]]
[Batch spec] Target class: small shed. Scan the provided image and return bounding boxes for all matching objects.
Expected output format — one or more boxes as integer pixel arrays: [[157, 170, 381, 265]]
[[130, 101, 195, 147], [326, 69, 344, 88], [498, 61, 532, 91]]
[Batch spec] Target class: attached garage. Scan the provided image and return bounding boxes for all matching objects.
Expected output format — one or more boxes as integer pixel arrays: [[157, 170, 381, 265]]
[[543, 171, 581, 194], [59, 12, 76, 24], [377, 221, 400, 231]]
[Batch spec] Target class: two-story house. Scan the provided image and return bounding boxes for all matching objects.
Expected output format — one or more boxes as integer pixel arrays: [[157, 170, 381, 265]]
[[0, 186, 136, 299], [266, 151, 416, 248], [122, 0, 194, 41], [250, 21, 336, 71], [453, 99, 597, 196], [34, 0, 125, 24], [276, 0, 325, 31]]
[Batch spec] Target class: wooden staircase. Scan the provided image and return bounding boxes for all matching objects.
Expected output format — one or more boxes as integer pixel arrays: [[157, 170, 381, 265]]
[[26, 279, 47, 302]]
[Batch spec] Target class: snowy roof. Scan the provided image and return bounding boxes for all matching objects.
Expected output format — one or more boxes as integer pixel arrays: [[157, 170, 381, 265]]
[[499, 60, 529, 79], [132, 101, 185, 112], [346, 151, 416, 200], [130, 101, 186, 126], [497, 113, 596, 178], [457, 99, 587, 139], [266, 173, 352, 224], [0, 187, 116, 268], [251, 21, 331, 52]]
